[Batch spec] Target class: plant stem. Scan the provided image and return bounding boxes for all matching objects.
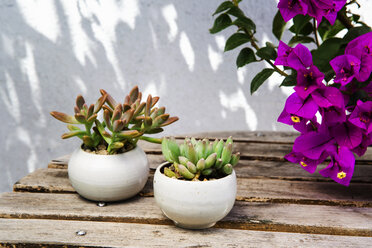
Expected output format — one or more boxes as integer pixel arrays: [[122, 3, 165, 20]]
[[139, 136, 163, 144], [243, 28, 288, 77], [313, 19, 320, 48]]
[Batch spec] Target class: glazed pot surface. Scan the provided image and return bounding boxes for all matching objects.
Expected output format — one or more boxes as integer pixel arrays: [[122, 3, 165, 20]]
[[153, 162, 237, 229], [68, 146, 149, 202]]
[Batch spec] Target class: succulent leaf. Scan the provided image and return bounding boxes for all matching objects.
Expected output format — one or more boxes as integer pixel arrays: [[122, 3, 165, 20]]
[[87, 113, 97, 123], [178, 163, 195, 180], [103, 109, 112, 130], [221, 143, 232, 165], [82, 135, 95, 147], [87, 104, 94, 117], [129, 86, 139, 104], [179, 156, 189, 166], [61, 130, 86, 139], [166, 138, 181, 163], [164, 167, 176, 178], [230, 152, 240, 166], [74, 113, 86, 123], [109, 142, 124, 150], [186, 161, 197, 174], [160, 116, 179, 127], [76, 95, 85, 110], [215, 158, 223, 170], [151, 96, 160, 107], [205, 153, 217, 169], [215, 139, 224, 158], [145, 95, 152, 117], [222, 164, 233, 175], [117, 130, 141, 139], [186, 142, 198, 164], [50, 112, 80, 124], [152, 114, 169, 128], [100, 89, 118, 109], [202, 168, 213, 176], [122, 109, 134, 124], [94, 94, 107, 113], [144, 127, 164, 134], [112, 104, 123, 122], [133, 102, 146, 117], [67, 125, 80, 131], [112, 120, 125, 132], [196, 158, 205, 171]]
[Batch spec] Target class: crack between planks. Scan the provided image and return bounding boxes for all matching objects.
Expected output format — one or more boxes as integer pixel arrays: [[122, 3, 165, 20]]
[[0, 214, 370, 237]]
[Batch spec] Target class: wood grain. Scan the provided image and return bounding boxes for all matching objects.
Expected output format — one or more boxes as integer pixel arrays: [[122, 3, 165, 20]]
[[1, 192, 372, 236], [1, 218, 370, 248], [12, 168, 372, 207]]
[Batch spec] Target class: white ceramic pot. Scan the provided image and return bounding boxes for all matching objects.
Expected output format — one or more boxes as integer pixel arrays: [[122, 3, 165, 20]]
[[68, 145, 149, 202], [153, 162, 237, 229]]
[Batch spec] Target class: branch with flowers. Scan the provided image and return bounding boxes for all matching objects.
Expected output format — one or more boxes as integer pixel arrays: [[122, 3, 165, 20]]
[[210, 0, 372, 186]]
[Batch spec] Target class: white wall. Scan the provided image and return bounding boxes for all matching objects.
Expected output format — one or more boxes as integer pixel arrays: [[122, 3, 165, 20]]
[[0, 0, 371, 193]]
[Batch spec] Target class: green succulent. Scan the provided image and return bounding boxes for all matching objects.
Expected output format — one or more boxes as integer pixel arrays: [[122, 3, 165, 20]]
[[161, 137, 240, 181], [51, 86, 179, 154]]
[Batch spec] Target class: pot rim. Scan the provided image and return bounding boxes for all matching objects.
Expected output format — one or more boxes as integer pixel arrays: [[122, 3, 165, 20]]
[[76, 144, 140, 157], [155, 162, 236, 185]]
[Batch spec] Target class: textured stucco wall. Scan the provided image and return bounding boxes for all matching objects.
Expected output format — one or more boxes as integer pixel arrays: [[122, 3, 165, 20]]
[[0, 0, 371, 193]]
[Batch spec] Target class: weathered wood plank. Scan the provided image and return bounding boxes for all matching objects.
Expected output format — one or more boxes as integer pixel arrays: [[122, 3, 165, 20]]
[[180, 131, 300, 143], [12, 168, 372, 207], [1, 219, 370, 248], [48, 156, 372, 183], [1, 192, 372, 237]]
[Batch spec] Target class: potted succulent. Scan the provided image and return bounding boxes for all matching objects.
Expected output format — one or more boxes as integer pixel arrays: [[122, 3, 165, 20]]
[[50, 86, 178, 202], [153, 136, 240, 229]]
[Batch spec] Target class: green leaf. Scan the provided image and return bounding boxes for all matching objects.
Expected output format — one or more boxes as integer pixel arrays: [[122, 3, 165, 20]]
[[312, 38, 345, 73], [233, 17, 256, 32], [256, 46, 277, 60], [280, 74, 297, 87], [343, 26, 372, 43], [272, 10, 286, 40], [224, 33, 251, 51], [212, 1, 234, 16], [321, 20, 345, 40], [209, 14, 232, 34], [289, 22, 313, 36], [291, 15, 312, 35], [226, 6, 245, 19], [250, 68, 275, 94], [288, 36, 315, 46], [236, 48, 256, 68]]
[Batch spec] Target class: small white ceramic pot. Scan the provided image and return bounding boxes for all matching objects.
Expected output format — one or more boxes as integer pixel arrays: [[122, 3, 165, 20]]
[[68, 145, 149, 202], [153, 162, 237, 229]]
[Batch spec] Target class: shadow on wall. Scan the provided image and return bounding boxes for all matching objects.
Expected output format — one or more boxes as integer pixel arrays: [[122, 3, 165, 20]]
[[0, 0, 290, 192]]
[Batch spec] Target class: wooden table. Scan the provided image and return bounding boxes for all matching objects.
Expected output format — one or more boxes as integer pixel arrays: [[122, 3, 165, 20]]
[[0, 131, 372, 247]]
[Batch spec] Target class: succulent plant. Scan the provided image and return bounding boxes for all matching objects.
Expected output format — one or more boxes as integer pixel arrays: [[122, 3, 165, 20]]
[[50, 86, 179, 154], [161, 137, 240, 181]]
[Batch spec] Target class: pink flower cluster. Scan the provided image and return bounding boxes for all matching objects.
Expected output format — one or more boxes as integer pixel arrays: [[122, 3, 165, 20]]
[[276, 32, 372, 186]]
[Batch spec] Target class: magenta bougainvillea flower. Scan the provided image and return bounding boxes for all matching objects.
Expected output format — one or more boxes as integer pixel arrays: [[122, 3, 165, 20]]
[[295, 65, 324, 99], [285, 151, 328, 173], [311, 85, 344, 109], [274, 41, 293, 67], [287, 44, 313, 70], [330, 122, 363, 149], [278, 92, 318, 121], [349, 100, 372, 133], [277, 0, 308, 22], [319, 146, 355, 186], [330, 55, 361, 85], [320, 106, 346, 126], [293, 129, 334, 160], [278, 0, 346, 24], [345, 32, 372, 82]]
